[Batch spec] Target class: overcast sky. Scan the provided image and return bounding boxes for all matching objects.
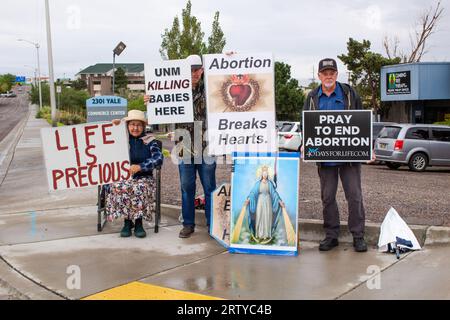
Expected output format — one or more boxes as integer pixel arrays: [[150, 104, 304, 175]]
[[1, 0, 449, 85]]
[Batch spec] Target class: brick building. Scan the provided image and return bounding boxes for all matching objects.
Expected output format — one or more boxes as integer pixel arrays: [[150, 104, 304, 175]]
[[76, 63, 145, 96]]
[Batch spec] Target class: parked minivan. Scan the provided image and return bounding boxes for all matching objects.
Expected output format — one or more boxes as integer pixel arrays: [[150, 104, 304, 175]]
[[372, 122, 397, 145], [375, 124, 450, 171]]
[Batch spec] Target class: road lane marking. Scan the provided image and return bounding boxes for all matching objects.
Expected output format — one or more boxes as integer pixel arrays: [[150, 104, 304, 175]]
[[82, 281, 222, 300]]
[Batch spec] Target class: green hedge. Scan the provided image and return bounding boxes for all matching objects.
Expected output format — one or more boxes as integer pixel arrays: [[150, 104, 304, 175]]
[[434, 120, 450, 126], [36, 106, 84, 126]]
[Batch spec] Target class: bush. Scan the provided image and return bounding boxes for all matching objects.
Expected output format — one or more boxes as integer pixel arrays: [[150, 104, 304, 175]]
[[434, 120, 450, 126], [57, 110, 85, 125], [36, 106, 85, 126], [36, 106, 51, 119], [128, 96, 146, 112], [29, 83, 89, 115]]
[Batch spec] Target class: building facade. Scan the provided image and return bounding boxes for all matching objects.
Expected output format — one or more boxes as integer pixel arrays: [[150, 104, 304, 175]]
[[380, 62, 450, 124], [76, 63, 145, 96]]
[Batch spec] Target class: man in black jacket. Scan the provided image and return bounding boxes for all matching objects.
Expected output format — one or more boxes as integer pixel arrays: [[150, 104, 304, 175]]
[[303, 58, 368, 252]]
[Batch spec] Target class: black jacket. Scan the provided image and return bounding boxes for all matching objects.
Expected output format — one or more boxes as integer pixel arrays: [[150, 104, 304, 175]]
[[303, 82, 363, 111]]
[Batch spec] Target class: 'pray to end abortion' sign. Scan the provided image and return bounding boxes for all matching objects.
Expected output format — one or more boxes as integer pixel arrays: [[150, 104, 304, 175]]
[[302, 110, 372, 162]]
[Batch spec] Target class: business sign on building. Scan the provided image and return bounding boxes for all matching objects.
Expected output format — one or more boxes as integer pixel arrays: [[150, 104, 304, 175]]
[[302, 110, 372, 162], [41, 123, 130, 191], [387, 71, 411, 95], [203, 53, 277, 156], [145, 59, 193, 124], [86, 96, 128, 123]]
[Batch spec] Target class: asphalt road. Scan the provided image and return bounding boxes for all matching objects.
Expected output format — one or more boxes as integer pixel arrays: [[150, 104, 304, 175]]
[[0, 90, 29, 143], [159, 140, 450, 227]]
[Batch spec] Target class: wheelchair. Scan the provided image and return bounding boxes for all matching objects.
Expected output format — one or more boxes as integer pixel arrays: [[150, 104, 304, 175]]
[[96, 140, 163, 233]]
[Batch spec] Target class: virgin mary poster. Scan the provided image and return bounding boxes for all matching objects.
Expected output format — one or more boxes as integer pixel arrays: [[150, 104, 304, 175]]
[[229, 152, 299, 256]]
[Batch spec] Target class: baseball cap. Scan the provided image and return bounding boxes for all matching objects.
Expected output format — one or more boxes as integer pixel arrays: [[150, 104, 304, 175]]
[[318, 58, 338, 73], [186, 54, 203, 69]]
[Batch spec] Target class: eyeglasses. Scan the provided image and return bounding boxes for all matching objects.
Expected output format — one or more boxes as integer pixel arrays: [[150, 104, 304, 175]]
[[128, 124, 144, 128]]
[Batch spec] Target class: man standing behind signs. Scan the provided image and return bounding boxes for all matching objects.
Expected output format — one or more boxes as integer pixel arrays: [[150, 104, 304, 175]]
[[145, 55, 216, 239], [303, 58, 368, 252]]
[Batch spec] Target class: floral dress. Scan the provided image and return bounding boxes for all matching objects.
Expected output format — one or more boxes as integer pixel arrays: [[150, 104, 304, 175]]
[[106, 136, 163, 222]]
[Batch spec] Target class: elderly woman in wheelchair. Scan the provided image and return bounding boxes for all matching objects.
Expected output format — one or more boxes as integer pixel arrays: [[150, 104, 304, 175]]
[[107, 110, 163, 238]]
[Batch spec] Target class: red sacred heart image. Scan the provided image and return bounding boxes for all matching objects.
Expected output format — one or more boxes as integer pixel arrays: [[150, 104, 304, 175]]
[[229, 85, 252, 106]]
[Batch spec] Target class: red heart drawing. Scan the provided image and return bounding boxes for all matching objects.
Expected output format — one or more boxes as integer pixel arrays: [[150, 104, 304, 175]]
[[229, 85, 252, 106]]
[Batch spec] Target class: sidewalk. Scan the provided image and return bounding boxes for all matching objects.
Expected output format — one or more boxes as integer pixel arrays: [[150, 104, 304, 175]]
[[0, 104, 449, 300]]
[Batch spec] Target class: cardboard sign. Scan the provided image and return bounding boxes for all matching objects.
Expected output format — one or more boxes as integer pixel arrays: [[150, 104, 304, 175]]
[[302, 110, 372, 162], [203, 53, 277, 156], [86, 96, 128, 123], [145, 59, 193, 124], [41, 123, 130, 191], [229, 152, 299, 256], [210, 183, 231, 248]]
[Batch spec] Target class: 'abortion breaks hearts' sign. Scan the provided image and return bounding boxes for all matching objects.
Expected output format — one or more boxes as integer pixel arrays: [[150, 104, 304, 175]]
[[41, 123, 130, 191], [203, 53, 277, 156]]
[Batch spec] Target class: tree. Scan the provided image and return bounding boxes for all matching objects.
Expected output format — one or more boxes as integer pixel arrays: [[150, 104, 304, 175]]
[[274, 62, 305, 121], [160, 0, 226, 59], [0, 74, 16, 92], [60, 87, 90, 114], [207, 12, 226, 54], [71, 78, 87, 91], [128, 96, 146, 112], [383, 1, 444, 62], [29, 82, 89, 114], [30, 82, 50, 106], [338, 38, 400, 114], [307, 80, 319, 90], [114, 67, 128, 94]]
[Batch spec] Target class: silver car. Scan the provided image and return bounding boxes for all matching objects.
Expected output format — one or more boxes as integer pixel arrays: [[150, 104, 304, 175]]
[[375, 124, 450, 171], [277, 121, 302, 152]]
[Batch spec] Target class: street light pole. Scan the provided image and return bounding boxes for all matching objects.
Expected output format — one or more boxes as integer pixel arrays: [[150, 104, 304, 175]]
[[112, 41, 126, 96], [112, 51, 116, 95], [18, 39, 42, 111], [45, 0, 57, 127], [36, 43, 43, 112], [24, 65, 37, 87]]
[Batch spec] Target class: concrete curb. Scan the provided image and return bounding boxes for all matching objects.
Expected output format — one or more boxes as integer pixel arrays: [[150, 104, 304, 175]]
[[425, 226, 450, 246], [0, 103, 32, 185], [0, 257, 63, 300], [161, 204, 447, 247]]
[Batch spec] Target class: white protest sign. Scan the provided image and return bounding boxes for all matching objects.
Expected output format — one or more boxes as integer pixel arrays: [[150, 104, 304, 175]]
[[145, 59, 193, 124], [203, 53, 277, 156], [41, 123, 130, 191]]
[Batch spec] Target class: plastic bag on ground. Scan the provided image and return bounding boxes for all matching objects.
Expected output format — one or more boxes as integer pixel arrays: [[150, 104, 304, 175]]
[[378, 207, 422, 252]]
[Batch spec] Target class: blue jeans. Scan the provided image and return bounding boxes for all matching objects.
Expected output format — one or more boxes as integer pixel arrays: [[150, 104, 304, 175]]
[[178, 161, 216, 227]]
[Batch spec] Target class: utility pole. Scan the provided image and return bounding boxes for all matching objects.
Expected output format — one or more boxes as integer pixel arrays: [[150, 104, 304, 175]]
[[45, 0, 57, 127]]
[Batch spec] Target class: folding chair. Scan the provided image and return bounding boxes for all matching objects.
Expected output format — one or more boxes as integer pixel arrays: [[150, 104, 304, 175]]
[[97, 140, 162, 233]]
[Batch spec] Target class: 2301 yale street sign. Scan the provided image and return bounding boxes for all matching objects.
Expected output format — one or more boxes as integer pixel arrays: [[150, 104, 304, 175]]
[[302, 110, 372, 162], [86, 96, 128, 123]]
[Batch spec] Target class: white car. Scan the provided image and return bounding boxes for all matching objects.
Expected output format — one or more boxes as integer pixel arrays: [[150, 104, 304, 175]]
[[278, 121, 302, 151]]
